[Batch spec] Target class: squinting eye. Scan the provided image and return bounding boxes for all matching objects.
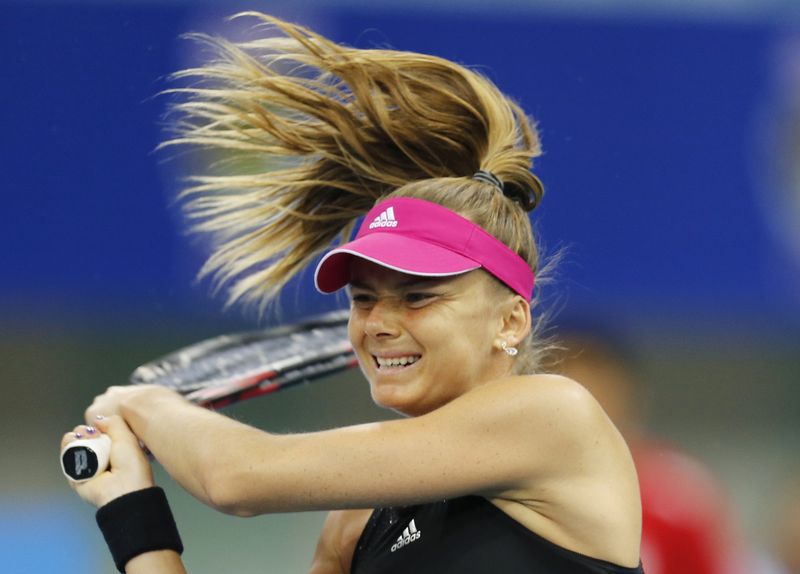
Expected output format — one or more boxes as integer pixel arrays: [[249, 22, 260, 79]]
[[350, 293, 374, 307], [404, 292, 435, 305]]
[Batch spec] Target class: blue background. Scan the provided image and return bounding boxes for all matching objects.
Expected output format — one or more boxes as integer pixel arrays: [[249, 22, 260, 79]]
[[4, 4, 797, 327]]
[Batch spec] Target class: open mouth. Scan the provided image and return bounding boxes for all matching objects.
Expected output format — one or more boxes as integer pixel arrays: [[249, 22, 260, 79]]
[[373, 355, 422, 370]]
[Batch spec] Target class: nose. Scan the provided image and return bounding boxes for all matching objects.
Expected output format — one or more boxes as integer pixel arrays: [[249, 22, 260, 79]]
[[363, 298, 402, 339]]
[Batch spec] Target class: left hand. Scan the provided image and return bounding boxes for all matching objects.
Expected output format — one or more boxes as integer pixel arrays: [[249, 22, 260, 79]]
[[62, 415, 155, 508]]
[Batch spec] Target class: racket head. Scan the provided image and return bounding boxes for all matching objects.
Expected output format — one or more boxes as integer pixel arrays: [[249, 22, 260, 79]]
[[129, 309, 356, 408]]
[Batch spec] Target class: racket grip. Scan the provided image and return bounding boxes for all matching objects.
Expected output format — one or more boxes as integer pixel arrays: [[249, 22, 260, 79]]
[[61, 435, 111, 482]]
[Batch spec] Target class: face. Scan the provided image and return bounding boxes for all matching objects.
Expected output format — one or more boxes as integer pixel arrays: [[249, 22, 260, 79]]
[[347, 260, 513, 416]]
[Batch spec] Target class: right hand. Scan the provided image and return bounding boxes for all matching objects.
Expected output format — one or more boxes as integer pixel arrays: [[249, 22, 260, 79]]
[[83, 384, 178, 423], [61, 415, 155, 508]]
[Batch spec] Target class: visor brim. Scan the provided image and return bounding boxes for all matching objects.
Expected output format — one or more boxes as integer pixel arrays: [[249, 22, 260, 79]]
[[314, 233, 481, 293]]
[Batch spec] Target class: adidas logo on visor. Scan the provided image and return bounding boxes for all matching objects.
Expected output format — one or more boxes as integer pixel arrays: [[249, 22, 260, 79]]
[[368, 206, 398, 229]]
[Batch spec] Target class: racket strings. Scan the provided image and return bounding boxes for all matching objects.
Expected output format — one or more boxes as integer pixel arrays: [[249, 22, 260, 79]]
[[131, 323, 353, 393]]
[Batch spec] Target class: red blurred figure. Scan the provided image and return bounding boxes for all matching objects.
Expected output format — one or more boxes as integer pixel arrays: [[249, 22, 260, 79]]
[[552, 326, 746, 574]]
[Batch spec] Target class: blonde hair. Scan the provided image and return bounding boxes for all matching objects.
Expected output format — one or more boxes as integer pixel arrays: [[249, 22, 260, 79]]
[[162, 12, 551, 372]]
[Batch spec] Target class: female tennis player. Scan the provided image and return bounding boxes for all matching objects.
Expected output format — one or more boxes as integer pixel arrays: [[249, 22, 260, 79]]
[[62, 13, 643, 573]]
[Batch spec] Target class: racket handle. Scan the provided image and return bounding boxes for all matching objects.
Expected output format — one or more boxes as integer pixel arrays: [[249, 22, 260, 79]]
[[61, 435, 111, 482]]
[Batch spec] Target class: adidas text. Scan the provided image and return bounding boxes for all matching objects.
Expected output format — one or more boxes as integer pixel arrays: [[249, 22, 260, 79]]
[[369, 220, 398, 229]]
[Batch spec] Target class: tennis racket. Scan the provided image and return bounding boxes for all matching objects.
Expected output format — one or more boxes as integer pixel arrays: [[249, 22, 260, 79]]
[[61, 309, 357, 482]]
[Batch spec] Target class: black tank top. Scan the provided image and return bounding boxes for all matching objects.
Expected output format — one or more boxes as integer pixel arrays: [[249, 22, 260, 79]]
[[351, 496, 644, 574]]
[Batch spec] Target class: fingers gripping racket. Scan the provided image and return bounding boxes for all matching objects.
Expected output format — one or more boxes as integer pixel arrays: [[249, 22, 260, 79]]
[[61, 310, 356, 482]]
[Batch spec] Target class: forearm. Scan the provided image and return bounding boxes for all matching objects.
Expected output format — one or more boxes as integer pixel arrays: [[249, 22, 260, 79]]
[[126, 550, 188, 574], [117, 387, 375, 516], [120, 388, 273, 510]]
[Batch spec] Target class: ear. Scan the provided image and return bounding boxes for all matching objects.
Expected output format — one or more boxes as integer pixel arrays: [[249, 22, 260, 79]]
[[493, 295, 531, 351]]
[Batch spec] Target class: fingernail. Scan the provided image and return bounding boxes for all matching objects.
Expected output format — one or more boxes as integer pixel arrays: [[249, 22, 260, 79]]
[[74, 432, 82, 439], [85, 426, 96, 434], [95, 415, 105, 421]]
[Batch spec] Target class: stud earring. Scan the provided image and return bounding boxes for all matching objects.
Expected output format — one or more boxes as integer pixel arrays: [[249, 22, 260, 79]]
[[501, 341, 518, 357]]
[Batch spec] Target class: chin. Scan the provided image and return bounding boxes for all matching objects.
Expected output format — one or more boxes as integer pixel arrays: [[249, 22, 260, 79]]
[[369, 384, 424, 416], [369, 383, 407, 408]]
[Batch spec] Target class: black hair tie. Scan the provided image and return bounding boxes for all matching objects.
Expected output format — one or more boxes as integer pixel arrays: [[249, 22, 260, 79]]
[[473, 170, 539, 212], [472, 169, 505, 192]]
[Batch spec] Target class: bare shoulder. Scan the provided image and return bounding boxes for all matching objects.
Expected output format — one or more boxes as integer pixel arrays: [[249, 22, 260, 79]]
[[472, 375, 642, 565], [502, 372, 597, 399], [467, 372, 598, 404], [457, 373, 608, 437], [448, 373, 634, 489], [308, 509, 373, 574], [513, 373, 630, 456]]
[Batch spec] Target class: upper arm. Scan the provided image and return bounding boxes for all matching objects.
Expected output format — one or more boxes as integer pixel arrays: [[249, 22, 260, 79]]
[[308, 510, 372, 574], [216, 375, 612, 514]]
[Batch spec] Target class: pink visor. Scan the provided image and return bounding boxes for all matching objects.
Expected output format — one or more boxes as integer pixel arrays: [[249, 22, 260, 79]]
[[314, 197, 534, 301]]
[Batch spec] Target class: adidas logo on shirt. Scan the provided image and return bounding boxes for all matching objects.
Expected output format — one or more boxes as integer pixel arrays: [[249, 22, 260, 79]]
[[390, 518, 422, 552], [368, 206, 398, 229]]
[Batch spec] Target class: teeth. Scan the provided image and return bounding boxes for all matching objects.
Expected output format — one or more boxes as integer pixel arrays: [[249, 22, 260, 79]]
[[375, 355, 421, 368]]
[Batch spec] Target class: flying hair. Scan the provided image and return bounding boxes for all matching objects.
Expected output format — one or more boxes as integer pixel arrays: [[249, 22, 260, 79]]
[[161, 12, 551, 370]]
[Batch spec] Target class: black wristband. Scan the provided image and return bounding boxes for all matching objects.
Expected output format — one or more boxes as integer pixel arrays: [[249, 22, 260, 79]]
[[96, 486, 184, 573]]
